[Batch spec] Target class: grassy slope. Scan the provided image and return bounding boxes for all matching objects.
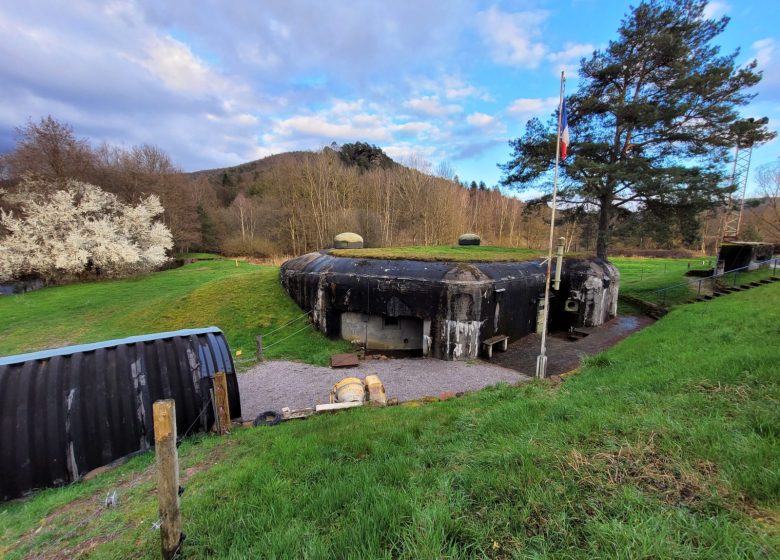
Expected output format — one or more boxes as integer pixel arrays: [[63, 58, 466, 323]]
[[0, 255, 715, 365], [610, 256, 713, 296], [0, 260, 349, 366], [2, 284, 778, 559]]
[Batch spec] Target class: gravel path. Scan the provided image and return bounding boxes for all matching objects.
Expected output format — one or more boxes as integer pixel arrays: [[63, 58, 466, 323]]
[[238, 358, 530, 419]]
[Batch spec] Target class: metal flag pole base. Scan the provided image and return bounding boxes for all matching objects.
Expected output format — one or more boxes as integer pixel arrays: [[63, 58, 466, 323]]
[[535, 354, 547, 379]]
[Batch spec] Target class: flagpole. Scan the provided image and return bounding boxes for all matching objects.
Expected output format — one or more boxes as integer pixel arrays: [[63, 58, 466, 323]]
[[535, 70, 566, 379]]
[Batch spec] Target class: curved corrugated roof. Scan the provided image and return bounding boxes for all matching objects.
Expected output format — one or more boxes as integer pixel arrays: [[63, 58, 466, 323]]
[[0, 327, 223, 366]]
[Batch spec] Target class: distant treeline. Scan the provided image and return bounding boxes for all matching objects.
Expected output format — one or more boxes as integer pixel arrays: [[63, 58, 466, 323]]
[[2, 117, 776, 259]]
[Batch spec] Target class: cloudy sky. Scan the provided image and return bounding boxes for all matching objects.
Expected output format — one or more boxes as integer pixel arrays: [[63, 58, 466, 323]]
[[1, 0, 778, 194]]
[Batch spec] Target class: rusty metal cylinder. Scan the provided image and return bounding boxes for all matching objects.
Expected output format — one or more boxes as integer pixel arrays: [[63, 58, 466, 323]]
[[332, 377, 366, 403]]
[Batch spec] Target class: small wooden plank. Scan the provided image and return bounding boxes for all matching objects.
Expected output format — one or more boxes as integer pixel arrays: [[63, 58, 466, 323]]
[[315, 401, 363, 412], [330, 353, 360, 368], [282, 407, 316, 420]]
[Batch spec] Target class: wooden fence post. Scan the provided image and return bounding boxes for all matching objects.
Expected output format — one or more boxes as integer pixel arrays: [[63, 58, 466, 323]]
[[255, 335, 263, 360], [153, 399, 182, 560], [214, 372, 231, 435]]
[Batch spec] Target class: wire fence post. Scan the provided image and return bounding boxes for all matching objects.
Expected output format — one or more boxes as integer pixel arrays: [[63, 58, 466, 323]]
[[153, 399, 182, 560], [255, 335, 263, 360], [214, 372, 231, 435], [697, 279, 702, 295]]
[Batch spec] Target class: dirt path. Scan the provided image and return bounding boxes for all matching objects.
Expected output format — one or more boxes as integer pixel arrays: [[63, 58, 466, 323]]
[[238, 358, 530, 419]]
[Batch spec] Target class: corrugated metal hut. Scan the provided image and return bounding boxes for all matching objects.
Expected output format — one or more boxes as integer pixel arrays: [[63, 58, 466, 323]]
[[0, 327, 241, 500]]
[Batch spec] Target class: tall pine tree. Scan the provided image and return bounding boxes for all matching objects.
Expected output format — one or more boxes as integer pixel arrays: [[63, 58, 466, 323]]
[[500, 0, 774, 258]]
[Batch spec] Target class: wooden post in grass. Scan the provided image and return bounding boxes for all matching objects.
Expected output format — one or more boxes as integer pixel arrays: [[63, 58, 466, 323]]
[[255, 335, 263, 360], [153, 399, 182, 560], [214, 372, 231, 434]]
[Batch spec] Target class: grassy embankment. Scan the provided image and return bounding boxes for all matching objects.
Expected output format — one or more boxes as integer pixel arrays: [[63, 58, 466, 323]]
[[0, 259, 349, 366], [0, 249, 721, 365], [2, 283, 778, 559]]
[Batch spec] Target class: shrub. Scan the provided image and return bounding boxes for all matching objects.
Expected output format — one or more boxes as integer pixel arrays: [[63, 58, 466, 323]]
[[220, 236, 276, 258], [0, 177, 173, 282]]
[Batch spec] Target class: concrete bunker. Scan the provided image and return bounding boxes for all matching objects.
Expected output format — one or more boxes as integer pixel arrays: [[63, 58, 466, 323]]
[[717, 241, 774, 273], [280, 248, 620, 361]]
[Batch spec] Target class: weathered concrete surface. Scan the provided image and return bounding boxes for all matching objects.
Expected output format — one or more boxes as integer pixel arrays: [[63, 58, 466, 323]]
[[490, 314, 654, 376], [238, 358, 530, 419], [340, 312, 423, 351], [280, 252, 620, 361]]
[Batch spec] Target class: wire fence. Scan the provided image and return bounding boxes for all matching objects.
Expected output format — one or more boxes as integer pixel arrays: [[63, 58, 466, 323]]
[[643, 257, 779, 307], [258, 309, 314, 352]]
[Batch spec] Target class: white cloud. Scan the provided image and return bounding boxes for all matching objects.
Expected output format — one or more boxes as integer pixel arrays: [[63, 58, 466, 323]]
[[507, 97, 559, 116], [404, 96, 463, 117], [272, 114, 392, 142], [205, 113, 258, 126], [547, 43, 595, 63], [466, 112, 494, 127], [330, 99, 366, 114], [141, 35, 232, 95], [476, 7, 548, 69], [751, 38, 780, 101], [392, 121, 436, 134], [441, 75, 492, 101], [383, 142, 437, 162], [703, 1, 730, 19], [752, 38, 775, 68]]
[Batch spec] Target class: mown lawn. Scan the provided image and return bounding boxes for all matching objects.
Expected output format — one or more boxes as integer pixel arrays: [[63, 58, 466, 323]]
[[610, 256, 714, 296], [2, 283, 778, 559], [0, 260, 349, 367]]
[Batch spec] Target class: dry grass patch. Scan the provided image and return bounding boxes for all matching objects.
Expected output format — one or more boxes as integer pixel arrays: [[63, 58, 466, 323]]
[[564, 433, 725, 508]]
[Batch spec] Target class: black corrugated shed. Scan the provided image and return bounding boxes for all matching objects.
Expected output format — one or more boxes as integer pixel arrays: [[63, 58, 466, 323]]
[[0, 327, 241, 500]]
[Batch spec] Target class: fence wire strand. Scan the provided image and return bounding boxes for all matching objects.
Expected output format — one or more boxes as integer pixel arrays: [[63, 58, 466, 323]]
[[261, 310, 311, 337], [262, 322, 314, 349]]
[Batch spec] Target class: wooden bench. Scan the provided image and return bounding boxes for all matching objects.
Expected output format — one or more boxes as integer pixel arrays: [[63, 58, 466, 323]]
[[482, 335, 509, 358]]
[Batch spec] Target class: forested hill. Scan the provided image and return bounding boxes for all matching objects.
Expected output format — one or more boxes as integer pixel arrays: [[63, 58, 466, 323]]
[[189, 143, 397, 192], [181, 145, 540, 258], [189, 151, 310, 183]]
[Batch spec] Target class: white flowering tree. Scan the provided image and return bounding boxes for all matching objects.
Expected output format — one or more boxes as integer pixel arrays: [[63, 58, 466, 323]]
[[0, 178, 173, 282]]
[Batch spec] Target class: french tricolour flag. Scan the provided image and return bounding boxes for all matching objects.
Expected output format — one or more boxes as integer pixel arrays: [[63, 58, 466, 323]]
[[560, 99, 570, 160]]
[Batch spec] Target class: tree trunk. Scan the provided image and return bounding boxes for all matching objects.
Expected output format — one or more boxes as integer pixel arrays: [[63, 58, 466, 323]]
[[596, 196, 611, 260]]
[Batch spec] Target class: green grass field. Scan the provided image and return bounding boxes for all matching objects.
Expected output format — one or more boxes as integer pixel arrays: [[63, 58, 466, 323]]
[[612, 257, 778, 306], [0, 254, 726, 367], [2, 283, 778, 559], [0, 260, 349, 367]]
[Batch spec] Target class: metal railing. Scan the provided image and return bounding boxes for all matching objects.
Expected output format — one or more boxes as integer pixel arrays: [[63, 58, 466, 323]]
[[647, 257, 779, 307]]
